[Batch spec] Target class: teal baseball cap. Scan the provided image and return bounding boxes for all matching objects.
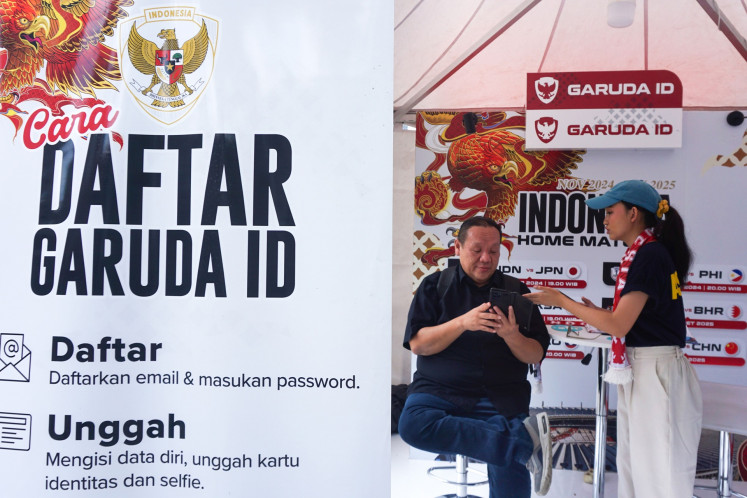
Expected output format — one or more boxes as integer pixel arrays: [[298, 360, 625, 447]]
[[585, 180, 661, 214]]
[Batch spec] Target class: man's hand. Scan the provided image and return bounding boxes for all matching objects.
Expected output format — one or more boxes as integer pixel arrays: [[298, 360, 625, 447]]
[[488, 304, 521, 340], [411, 301, 544, 362], [410, 302, 502, 356], [458, 302, 501, 333], [491, 304, 544, 364]]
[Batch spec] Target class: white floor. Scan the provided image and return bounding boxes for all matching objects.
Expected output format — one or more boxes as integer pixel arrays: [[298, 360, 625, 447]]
[[391, 434, 747, 498]]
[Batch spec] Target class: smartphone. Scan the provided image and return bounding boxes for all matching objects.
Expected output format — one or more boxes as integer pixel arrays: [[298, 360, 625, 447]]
[[489, 288, 534, 328], [489, 288, 514, 317]]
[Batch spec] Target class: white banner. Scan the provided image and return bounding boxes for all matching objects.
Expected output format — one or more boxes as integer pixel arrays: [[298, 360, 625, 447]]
[[0, 2, 392, 496]]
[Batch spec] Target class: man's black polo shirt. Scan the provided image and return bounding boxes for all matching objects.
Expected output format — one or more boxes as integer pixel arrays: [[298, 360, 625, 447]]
[[404, 265, 550, 418]]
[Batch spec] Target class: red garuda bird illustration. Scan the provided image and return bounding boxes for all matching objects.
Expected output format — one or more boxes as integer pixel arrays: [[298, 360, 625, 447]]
[[0, 0, 133, 102], [445, 112, 585, 222]]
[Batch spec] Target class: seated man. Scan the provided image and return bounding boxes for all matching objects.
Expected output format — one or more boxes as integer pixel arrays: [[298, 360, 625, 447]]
[[399, 216, 552, 497]]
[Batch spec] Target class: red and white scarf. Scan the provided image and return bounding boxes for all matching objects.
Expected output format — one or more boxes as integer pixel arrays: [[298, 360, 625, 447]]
[[603, 228, 656, 385]]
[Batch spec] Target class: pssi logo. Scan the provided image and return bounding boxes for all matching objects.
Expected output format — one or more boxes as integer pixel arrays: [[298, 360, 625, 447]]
[[534, 77, 559, 104], [120, 8, 218, 125], [603, 262, 620, 286], [535, 117, 558, 144]]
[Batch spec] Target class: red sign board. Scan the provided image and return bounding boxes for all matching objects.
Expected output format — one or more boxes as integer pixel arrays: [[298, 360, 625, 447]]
[[526, 70, 683, 149]]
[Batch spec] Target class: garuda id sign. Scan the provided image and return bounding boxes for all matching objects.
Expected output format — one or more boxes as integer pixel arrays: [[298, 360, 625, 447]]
[[526, 70, 683, 149]]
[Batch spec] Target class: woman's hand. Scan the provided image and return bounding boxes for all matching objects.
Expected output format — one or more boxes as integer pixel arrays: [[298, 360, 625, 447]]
[[523, 285, 567, 308], [581, 297, 604, 310]]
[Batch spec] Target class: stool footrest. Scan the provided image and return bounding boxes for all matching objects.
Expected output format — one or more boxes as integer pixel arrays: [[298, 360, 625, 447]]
[[427, 464, 488, 487]]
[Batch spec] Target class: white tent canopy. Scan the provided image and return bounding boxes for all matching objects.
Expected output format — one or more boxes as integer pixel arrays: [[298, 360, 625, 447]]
[[394, 0, 747, 122]]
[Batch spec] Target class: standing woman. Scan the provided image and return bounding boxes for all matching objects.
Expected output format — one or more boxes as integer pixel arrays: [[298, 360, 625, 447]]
[[525, 180, 702, 498]]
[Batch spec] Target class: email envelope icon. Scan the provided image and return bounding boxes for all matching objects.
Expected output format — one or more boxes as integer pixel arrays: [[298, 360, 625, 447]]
[[0, 345, 31, 382]]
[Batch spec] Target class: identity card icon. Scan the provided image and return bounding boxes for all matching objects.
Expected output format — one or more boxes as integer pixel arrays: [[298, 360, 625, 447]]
[[0, 333, 31, 382], [0, 412, 31, 451]]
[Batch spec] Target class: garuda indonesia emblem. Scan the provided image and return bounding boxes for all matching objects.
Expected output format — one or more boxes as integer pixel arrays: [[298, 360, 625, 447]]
[[120, 10, 217, 124]]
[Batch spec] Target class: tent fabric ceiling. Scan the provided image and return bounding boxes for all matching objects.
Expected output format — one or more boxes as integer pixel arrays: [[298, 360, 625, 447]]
[[394, 0, 747, 121]]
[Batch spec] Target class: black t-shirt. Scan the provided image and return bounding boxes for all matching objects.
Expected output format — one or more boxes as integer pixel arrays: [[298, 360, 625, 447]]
[[404, 265, 550, 418], [621, 241, 687, 347]]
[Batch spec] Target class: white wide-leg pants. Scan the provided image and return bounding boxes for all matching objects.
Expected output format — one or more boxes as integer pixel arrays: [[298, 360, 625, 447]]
[[616, 345, 702, 498]]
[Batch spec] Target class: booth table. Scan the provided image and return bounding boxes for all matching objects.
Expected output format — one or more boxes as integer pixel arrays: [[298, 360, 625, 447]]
[[548, 327, 614, 498]]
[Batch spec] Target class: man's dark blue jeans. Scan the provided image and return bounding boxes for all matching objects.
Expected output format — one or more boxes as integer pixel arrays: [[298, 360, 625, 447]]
[[398, 392, 533, 498]]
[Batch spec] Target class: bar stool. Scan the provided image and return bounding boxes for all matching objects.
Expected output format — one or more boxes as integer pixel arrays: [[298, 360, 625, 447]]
[[693, 381, 747, 498], [427, 454, 488, 498]]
